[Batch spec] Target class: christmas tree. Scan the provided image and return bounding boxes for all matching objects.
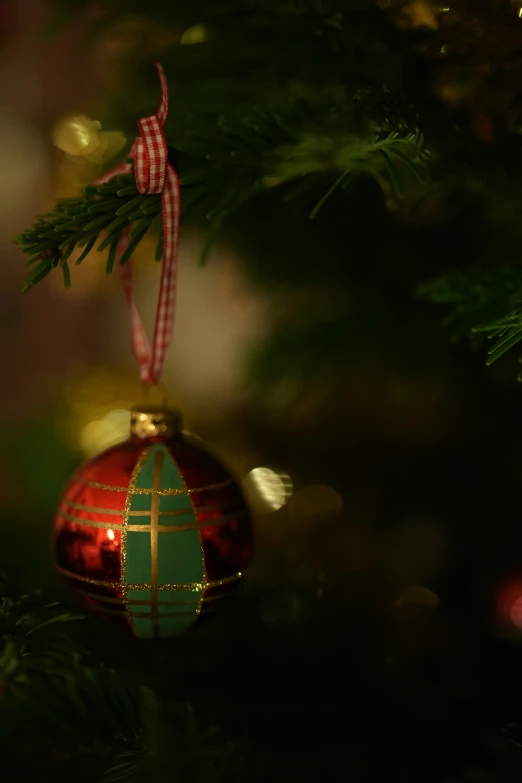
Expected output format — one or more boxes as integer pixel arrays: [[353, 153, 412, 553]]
[[5, 1, 522, 780]]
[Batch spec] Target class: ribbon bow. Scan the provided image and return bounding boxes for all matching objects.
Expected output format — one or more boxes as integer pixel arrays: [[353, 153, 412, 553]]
[[97, 61, 180, 386]]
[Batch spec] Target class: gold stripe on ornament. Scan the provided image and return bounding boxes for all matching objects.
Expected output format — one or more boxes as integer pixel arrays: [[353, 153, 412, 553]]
[[131, 606, 217, 618], [57, 510, 246, 533], [78, 480, 128, 492], [206, 572, 244, 588], [92, 604, 217, 618], [57, 513, 123, 530], [150, 450, 163, 639], [201, 591, 233, 604], [126, 581, 202, 592], [78, 478, 234, 494], [131, 478, 234, 495], [76, 589, 124, 604], [125, 571, 244, 592], [59, 504, 243, 528], [56, 564, 119, 587], [180, 446, 207, 631], [190, 479, 235, 494], [129, 502, 241, 517], [62, 501, 124, 515], [128, 597, 202, 606], [57, 512, 243, 532], [126, 511, 248, 534], [121, 447, 151, 639], [75, 588, 211, 607], [57, 566, 243, 592]]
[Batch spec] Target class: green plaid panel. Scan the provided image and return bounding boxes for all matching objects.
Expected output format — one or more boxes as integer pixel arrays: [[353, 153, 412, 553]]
[[133, 445, 185, 490], [158, 590, 200, 607], [124, 445, 204, 624], [133, 448, 156, 489], [129, 493, 151, 515], [127, 589, 200, 610], [158, 448, 185, 489], [127, 589, 151, 603], [158, 528, 204, 585], [125, 532, 151, 583], [126, 589, 201, 638], [159, 492, 194, 522]]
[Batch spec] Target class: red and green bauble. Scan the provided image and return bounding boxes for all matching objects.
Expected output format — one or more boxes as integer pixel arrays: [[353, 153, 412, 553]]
[[54, 405, 252, 639]]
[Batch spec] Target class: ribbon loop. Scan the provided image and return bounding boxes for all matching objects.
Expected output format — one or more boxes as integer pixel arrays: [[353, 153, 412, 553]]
[[94, 61, 180, 387], [135, 116, 168, 194]]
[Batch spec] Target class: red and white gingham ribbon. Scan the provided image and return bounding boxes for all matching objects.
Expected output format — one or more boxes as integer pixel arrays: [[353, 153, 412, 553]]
[[96, 61, 180, 385]]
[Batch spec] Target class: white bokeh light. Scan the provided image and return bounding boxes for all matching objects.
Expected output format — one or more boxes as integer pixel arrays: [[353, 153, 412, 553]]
[[244, 467, 293, 511]]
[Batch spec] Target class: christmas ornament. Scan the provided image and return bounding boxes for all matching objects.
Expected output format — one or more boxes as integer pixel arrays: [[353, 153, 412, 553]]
[[53, 62, 252, 638], [54, 405, 252, 638]]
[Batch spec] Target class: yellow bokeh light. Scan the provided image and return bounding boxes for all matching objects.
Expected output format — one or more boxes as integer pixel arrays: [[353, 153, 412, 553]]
[[181, 24, 207, 45], [94, 130, 127, 163], [244, 467, 293, 511], [80, 408, 130, 457], [53, 115, 101, 157], [53, 115, 126, 167]]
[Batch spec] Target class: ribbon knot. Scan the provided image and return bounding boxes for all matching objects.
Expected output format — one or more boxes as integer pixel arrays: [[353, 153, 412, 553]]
[[95, 61, 181, 387], [135, 77, 169, 195]]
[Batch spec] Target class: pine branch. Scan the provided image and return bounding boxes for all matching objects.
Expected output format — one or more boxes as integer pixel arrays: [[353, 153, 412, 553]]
[[473, 305, 522, 377], [418, 265, 522, 372], [270, 129, 429, 208], [0, 589, 84, 688], [15, 173, 160, 292], [16, 0, 430, 291], [16, 115, 428, 290], [0, 580, 242, 780], [0, 660, 147, 775], [0, 581, 145, 773]]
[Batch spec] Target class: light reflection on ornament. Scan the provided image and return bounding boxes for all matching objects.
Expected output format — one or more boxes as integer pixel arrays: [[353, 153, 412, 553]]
[[107, 529, 115, 541], [80, 408, 130, 457], [244, 468, 293, 511]]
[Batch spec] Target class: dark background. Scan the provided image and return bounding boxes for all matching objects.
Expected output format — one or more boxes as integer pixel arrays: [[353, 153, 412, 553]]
[[3, 2, 522, 781]]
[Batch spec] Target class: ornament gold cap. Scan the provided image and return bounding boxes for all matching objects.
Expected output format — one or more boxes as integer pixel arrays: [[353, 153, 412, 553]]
[[130, 405, 183, 439]]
